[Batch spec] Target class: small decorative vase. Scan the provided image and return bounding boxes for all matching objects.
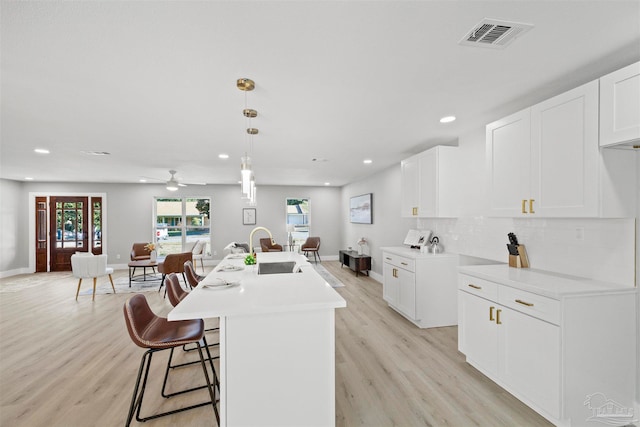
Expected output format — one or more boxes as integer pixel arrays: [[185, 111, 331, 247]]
[[150, 250, 157, 262]]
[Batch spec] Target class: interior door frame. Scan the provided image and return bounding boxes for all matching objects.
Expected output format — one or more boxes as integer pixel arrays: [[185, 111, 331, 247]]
[[28, 192, 107, 273]]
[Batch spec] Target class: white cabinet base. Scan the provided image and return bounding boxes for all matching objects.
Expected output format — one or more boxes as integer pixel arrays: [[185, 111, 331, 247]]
[[382, 248, 458, 328], [458, 267, 637, 427], [221, 309, 336, 427]]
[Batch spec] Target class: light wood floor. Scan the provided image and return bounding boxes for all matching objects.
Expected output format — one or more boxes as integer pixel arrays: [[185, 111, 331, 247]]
[[0, 262, 552, 427]]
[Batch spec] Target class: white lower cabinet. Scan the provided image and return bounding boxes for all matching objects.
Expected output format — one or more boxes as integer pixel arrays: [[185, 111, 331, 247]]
[[459, 291, 560, 417], [382, 247, 458, 328], [383, 256, 416, 318], [458, 267, 637, 427], [498, 304, 560, 418]]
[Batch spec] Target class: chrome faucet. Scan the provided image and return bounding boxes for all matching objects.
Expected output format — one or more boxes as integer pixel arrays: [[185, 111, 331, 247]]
[[249, 226, 274, 255]]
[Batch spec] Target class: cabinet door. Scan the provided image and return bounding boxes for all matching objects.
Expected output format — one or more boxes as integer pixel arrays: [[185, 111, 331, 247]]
[[486, 109, 531, 217], [531, 81, 599, 216], [498, 307, 560, 419], [600, 61, 640, 146], [401, 155, 419, 217], [458, 291, 498, 376], [396, 267, 416, 319], [418, 148, 437, 217], [382, 262, 398, 305]]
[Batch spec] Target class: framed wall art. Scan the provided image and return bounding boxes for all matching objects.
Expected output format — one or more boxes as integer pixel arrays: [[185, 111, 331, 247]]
[[243, 208, 256, 225]]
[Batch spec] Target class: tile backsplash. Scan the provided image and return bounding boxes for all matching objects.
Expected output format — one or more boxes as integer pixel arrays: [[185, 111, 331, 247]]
[[418, 217, 635, 287]]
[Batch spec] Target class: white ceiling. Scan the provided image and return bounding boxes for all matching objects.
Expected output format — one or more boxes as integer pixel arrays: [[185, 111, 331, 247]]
[[2, 1, 639, 188]]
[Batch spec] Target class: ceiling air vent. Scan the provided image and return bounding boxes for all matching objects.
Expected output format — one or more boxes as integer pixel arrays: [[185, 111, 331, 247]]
[[459, 18, 533, 49]]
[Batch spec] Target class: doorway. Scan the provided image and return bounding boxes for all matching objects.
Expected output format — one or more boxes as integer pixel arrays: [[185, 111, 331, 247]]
[[49, 197, 88, 271], [34, 195, 104, 272]]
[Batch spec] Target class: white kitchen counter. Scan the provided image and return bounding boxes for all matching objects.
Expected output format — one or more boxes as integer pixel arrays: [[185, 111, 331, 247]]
[[458, 264, 636, 299], [380, 245, 459, 260], [168, 252, 346, 427], [169, 252, 345, 320]]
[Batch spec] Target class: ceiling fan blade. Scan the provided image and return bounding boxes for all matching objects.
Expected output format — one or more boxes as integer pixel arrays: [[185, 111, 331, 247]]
[[139, 175, 164, 183]]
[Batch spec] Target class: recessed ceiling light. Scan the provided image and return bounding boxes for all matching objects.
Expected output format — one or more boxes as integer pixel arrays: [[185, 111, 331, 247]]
[[324, 182, 331, 186], [440, 116, 456, 123], [34, 148, 50, 154], [139, 179, 147, 183], [363, 159, 373, 164], [25, 177, 33, 180], [219, 154, 229, 159]]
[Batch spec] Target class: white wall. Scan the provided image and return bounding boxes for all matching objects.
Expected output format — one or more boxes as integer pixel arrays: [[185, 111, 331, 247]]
[[341, 165, 415, 274], [0, 180, 341, 274], [0, 179, 27, 274]]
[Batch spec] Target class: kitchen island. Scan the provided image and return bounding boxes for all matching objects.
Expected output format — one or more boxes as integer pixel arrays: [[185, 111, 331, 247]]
[[168, 252, 346, 427]]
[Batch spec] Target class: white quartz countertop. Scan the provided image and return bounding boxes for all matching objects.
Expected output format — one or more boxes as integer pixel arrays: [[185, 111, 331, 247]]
[[381, 246, 458, 259], [458, 264, 636, 299], [168, 252, 346, 321]]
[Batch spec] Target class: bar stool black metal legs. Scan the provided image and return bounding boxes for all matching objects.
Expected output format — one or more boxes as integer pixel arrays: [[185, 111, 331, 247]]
[[123, 294, 220, 426]]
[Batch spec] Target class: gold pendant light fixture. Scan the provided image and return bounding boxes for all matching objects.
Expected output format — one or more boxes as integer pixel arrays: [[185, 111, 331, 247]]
[[238, 78, 258, 205]]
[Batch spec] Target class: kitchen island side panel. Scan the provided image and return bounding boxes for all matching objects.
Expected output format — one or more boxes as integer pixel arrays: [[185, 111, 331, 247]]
[[222, 309, 336, 427]]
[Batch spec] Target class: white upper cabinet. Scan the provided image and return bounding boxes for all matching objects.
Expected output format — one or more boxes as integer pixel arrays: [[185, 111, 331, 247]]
[[400, 154, 420, 217], [599, 61, 640, 147], [530, 81, 599, 216], [487, 80, 634, 217], [401, 146, 458, 218], [486, 109, 531, 217]]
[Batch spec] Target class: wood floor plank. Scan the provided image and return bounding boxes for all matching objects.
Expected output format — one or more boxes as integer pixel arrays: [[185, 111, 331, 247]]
[[1, 261, 553, 426]]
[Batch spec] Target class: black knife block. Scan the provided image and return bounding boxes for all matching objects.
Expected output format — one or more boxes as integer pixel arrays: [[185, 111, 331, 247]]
[[508, 245, 529, 268]]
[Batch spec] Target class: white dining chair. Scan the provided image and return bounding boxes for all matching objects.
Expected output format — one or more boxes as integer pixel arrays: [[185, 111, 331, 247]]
[[191, 240, 206, 272], [71, 253, 115, 301]]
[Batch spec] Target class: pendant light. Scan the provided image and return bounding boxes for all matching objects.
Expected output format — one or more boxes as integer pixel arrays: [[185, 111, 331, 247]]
[[237, 78, 258, 204]]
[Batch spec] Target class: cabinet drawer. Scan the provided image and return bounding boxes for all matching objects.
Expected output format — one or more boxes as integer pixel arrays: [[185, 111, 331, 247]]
[[383, 253, 415, 272], [458, 275, 498, 301], [498, 286, 560, 325]]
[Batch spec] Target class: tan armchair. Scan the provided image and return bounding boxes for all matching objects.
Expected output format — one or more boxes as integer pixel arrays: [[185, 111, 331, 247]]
[[130, 243, 151, 261], [158, 252, 192, 296], [301, 237, 321, 263], [260, 238, 283, 252]]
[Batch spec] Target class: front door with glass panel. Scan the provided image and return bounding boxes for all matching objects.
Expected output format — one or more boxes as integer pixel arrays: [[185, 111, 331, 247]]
[[49, 197, 88, 271]]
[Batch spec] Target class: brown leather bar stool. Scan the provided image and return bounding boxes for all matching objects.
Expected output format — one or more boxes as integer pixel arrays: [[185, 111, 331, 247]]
[[184, 260, 205, 289], [166, 273, 219, 358], [123, 294, 219, 426], [157, 252, 192, 296]]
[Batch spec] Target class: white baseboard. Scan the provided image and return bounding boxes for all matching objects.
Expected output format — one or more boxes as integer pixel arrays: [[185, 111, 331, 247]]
[[0, 267, 32, 279]]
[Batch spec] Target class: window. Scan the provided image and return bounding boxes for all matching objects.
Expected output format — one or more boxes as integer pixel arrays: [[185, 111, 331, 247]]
[[286, 198, 309, 246], [154, 197, 211, 257]]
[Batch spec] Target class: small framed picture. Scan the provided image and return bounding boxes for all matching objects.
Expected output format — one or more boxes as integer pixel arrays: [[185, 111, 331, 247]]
[[243, 208, 256, 225]]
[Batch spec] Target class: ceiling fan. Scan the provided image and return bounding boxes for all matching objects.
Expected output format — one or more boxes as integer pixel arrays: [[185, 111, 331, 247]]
[[142, 170, 206, 191]]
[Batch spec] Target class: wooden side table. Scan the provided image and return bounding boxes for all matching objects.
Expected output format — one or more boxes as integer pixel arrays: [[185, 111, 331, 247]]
[[339, 250, 371, 277]]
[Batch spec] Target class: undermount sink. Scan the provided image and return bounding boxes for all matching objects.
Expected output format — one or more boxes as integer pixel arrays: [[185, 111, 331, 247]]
[[257, 261, 298, 275]]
